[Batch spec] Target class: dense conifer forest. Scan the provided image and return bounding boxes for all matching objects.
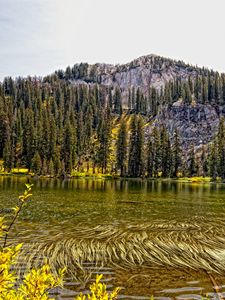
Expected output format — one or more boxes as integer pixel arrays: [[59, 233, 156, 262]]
[[1, 56, 225, 178]]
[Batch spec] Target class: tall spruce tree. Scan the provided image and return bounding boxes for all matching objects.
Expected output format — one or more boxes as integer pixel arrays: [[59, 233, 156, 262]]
[[172, 129, 182, 177], [113, 87, 122, 115], [128, 114, 144, 177], [147, 139, 154, 177], [188, 145, 197, 177], [96, 108, 112, 173], [31, 151, 42, 175], [160, 126, 172, 177], [116, 119, 128, 176], [209, 143, 217, 181], [152, 127, 160, 177], [217, 118, 225, 179]]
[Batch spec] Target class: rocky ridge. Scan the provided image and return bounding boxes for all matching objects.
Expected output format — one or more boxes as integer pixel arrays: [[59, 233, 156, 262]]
[[66, 54, 223, 149]]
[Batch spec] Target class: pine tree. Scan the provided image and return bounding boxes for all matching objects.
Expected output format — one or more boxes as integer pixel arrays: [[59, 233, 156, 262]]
[[209, 143, 217, 181], [48, 158, 54, 176], [22, 108, 35, 169], [53, 148, 61, 176], [128, 114, 144, 177], [116, 119, 128, 176], [31, 151, 42, 175], [160, 126, 172, 177], [147, 139, 154, 177], [188, 146, 197, 177], [217, 117, 225, 179], [152, 127, 160, 177], [96, 107, 112, 173], [201, 145, 208, 177], [135, 89, 141, 113], [62, 117, 76, 173], [172, 129, 182, 177], [3, 138, 13, 172], [42, 159, 48, 176], [182, 82, 192, 105], [113, 87, 122, 115]]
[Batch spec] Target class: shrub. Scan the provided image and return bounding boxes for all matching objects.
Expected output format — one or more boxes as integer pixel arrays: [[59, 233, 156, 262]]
[[76, 274, 120, 300], [0, 184, 64, 300]]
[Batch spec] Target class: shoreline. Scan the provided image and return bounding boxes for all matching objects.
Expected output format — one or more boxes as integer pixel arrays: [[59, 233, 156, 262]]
[[0, 172, 222, 184]]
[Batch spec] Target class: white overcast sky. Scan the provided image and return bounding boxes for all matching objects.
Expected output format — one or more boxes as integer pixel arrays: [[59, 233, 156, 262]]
[[0, 0, 225, 80]]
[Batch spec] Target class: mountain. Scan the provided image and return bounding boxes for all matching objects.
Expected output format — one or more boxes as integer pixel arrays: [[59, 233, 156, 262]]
[[1, 54, 225, 177], [57, 54, 202, 108], [55, 54, 224, 149]]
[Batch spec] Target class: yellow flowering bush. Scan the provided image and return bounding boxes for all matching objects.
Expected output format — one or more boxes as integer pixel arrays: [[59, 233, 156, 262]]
[[0, 184, 64, 300], [76, 274, 120, 300]]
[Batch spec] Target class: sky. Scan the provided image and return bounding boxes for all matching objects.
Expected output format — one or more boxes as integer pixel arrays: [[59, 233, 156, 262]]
[[0, 0, 225, 80]]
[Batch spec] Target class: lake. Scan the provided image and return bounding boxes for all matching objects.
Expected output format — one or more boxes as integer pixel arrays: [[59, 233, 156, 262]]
[[1, 176, 225, 300]]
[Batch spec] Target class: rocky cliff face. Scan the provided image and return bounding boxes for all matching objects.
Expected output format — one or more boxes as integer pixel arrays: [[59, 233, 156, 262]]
[[100, 55, 197, 91], [71, 54, 199, 107], [152, 101, 222, 149], [68, 54, 222, 149]]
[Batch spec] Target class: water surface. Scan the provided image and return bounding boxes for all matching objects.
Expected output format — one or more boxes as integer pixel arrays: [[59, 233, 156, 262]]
[[1, 176, 225, 299]]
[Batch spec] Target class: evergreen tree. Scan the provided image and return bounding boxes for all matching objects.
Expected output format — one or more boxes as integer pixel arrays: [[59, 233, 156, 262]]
[[217, 118, 225, 179], [209, 143, 217, 180], [128, 114, 144, 177], [3, 138, 13, 172], [53, 148, 61, 176], [62, 117, 76, 173], [160, 126, 172, 177], [147, 139, 154, 177], [201, 145, 208, 177], [113, 87, 122, 115], [172, 129, 182, 177], [116, 120, 128, 176], [152, 127, 161, 177], [22, 109, 35, 169], [42, 159, 48, 176], [31, 151, 42, 175], [96, 108, 112, 173], [188, 146, 197, 177], [48, 158, 54, 176]]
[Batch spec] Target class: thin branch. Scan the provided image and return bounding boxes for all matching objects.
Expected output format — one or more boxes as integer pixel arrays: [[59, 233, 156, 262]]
[[3, 201, 24, 248]]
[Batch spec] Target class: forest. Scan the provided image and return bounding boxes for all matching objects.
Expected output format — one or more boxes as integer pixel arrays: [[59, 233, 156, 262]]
[[1, 59, 225, 179]]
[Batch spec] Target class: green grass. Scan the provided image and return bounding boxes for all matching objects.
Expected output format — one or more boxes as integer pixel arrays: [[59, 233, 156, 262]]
[[0, 168, 29, 175], [11, 168, 29, 174], [177, 176, 211, 183], [71, 170, 117, 179]]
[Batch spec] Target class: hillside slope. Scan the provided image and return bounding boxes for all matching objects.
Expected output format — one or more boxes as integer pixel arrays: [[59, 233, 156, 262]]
[[1, 54, 225, 177], [55, 54, 225, 149]]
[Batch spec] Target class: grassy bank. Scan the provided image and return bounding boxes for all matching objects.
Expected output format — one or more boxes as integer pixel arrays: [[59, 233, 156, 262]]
[[0, 167, 223, 184]]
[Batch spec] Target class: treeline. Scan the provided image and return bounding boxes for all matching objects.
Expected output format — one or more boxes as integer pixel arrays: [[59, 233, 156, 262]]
[[55, 62, 225, 116], [116, 115, 183, 178], [0, 77, 112, 175], [55, 55, 205, 83], [0, 68, 225, 178], [116, 115, 210, 178]]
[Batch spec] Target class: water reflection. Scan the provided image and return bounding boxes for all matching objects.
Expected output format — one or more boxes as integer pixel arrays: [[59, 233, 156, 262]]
[[2, 176, 225, 299]]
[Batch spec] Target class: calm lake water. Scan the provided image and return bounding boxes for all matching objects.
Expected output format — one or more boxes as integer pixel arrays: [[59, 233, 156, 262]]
[[1, 176, 225, 300]]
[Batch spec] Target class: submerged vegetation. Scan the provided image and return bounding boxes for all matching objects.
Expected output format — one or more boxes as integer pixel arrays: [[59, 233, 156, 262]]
[[0, 184, 64, 299], [21, 221, 225, 276], [0, 179, 225, 298], [0, 184, 121, 299]]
